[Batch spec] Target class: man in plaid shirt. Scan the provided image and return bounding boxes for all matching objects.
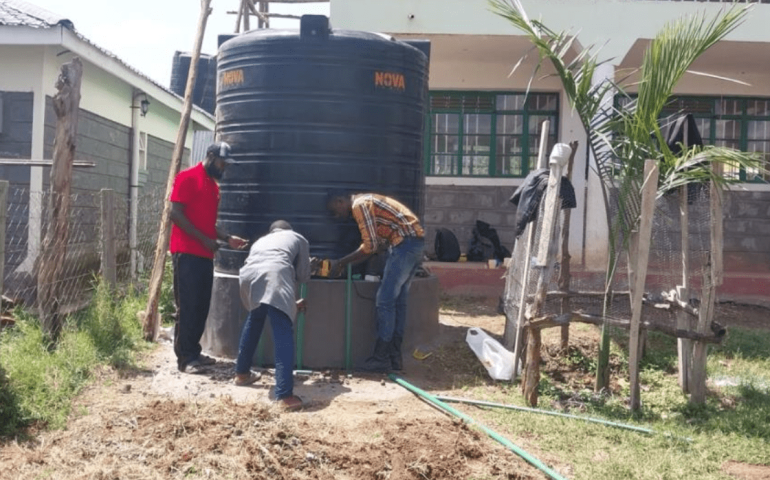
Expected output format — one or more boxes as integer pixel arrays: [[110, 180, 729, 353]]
[[328, 193, 425, 372]]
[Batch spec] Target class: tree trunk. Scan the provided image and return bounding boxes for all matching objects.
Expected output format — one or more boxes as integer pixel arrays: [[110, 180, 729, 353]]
[[36, 58, 83, 343]]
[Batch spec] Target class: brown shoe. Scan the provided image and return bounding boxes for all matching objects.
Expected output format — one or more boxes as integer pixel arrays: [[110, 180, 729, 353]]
[[234, 372, 261, 386], [278, 395, 303, 412]]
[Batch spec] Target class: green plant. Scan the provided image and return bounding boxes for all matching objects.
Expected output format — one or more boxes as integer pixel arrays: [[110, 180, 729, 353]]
[[0, 279, 150, 436], [158, 256, 176, 325], [489, 0, 764, 388]]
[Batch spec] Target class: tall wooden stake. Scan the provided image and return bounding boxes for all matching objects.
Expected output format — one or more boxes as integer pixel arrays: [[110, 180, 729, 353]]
[[677, 185, 691, 392], [142, 0, 213, 341], [506, 120, 550, 381], [100, 189, 117, 290], [558, 141, 577, 350], [36, 57, 83, 343], [0, 180, 7, 301], [690, 164, 723, 404], [628, 160, 659, 411], [522, 142, 564, 407]]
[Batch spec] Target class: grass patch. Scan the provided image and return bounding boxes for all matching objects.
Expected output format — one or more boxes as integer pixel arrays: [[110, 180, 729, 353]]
[[439, 297, 770, 479], [0, 280, 150, 437]]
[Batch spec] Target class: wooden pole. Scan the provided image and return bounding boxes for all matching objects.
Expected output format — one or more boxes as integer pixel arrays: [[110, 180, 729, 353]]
[[690, 164, 723, 404], [528, 311, 725, 344], [243, 0, 251, 31], [100, 189, 117, 290], [558, 141, 577, 350], [507, 120, 550, 381], [142, 0, 213, 341], [36, 57, 83, 343], [628, 160, 659, 411], [677, 186, 691, 393], [234, 0, 243, 33], [522, 141, 564, 407], [0, 180, 7, 301]]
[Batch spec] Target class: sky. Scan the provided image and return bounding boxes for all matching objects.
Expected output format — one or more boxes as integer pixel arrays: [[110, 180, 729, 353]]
[[26, 0, 330, 87]]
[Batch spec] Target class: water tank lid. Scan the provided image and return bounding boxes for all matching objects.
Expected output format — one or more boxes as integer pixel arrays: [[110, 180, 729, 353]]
[[300, 14, 330, 40]]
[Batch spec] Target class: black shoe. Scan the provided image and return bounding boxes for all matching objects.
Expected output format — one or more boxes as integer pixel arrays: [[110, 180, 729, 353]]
[[359, 338, 392, 373], [389, 335, 403, 371]]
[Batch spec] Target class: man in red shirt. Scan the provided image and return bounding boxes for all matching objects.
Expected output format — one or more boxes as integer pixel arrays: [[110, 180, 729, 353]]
[[169, 142, 247, 372]]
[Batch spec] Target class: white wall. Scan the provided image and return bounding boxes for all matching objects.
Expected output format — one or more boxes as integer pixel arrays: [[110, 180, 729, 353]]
[[332, 0, 770, 60], [44, 47, 199, 147]]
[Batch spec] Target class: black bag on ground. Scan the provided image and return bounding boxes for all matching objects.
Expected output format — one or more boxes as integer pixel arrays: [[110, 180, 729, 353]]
[[434, 228, 461, 262], [468, 220, 511, 262]]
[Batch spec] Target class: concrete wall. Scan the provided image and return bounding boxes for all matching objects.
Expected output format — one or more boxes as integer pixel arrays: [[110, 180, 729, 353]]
[[722, 189, 770, 301], [43, 96, 130, 196], [424, 184, 518, 256]]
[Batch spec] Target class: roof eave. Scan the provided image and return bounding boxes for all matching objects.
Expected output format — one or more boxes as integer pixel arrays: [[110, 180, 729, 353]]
[[0, 24, 216, 130]]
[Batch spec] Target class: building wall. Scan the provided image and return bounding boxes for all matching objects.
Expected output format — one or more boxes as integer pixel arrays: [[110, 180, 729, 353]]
[[43, 47, 202, 149], [0, 91, 33, 184], [43, 96, 130, 196], [723, 189, 770, 300], [0, 91, 33, 277], [331, 0, 770, 58], [424, 185, 517, 256]]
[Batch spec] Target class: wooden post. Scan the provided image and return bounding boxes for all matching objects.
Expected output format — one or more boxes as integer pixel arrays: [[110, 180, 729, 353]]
[[628, 160, 659, 411], [0, 180, 8, 300], [558, 141, 577, 350], [36, 57, 83, 342], [677, 185, 692, 393], [690, 165, 723, 404], [142, 0, 213, 341], [259, 1, 270, 29], [522, 142, 564, 407], [234, 0, 243, 32], [100, 189, 117, 290], [242, 0, 251, 31], [507, 120, 550, 381]]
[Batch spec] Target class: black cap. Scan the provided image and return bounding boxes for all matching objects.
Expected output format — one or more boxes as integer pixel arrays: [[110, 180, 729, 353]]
[[206, 142, 235, 164]]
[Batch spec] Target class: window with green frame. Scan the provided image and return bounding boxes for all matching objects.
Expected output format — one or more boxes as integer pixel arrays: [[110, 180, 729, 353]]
[[426, 92, 559, 177], [618, 96, 770, 182]]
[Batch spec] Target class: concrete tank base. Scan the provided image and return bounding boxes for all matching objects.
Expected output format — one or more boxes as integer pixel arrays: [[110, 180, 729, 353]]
[[201, 273, 440, 370]]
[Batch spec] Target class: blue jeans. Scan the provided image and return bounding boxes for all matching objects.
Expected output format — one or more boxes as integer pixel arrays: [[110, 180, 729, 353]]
[[375, 237, 424, 342], [235, 304, 294, 400]]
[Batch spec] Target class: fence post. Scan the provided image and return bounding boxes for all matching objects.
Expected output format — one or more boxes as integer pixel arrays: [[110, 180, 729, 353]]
[[0, 180, 8, 300], [628, 160, 659, 411], [100, 188, 117, 289]]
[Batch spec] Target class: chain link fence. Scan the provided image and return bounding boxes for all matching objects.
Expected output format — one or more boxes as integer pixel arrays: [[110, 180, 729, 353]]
[[2, 183, 167, 316]]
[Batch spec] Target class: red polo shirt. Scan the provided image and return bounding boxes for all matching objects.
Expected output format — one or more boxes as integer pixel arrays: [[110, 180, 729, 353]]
[[169, 163, 220, 259]]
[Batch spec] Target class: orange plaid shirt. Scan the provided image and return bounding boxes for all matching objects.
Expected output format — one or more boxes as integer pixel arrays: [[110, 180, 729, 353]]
[[351, 194, 424, 254]]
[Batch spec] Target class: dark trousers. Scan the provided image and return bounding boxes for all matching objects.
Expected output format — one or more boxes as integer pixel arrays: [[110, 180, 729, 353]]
[[172, 253, 214, 369]]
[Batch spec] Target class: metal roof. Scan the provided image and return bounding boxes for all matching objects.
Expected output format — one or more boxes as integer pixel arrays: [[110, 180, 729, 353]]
[[0, 0, 70, 29]]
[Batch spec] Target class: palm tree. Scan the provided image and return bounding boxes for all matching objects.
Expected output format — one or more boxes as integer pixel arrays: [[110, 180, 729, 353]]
[[490, 0, 763, 390]]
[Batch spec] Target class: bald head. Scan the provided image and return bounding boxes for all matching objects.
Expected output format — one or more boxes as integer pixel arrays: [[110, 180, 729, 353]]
[[269, 220, 293, 233]]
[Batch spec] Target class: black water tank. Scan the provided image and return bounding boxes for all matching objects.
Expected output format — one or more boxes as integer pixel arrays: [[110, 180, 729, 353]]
[[215, 15, 429, 272], [170, 51, 217, 115]]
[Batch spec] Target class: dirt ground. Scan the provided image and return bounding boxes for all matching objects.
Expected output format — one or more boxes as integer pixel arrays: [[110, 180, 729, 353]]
[[0, 298, 768, 479]]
